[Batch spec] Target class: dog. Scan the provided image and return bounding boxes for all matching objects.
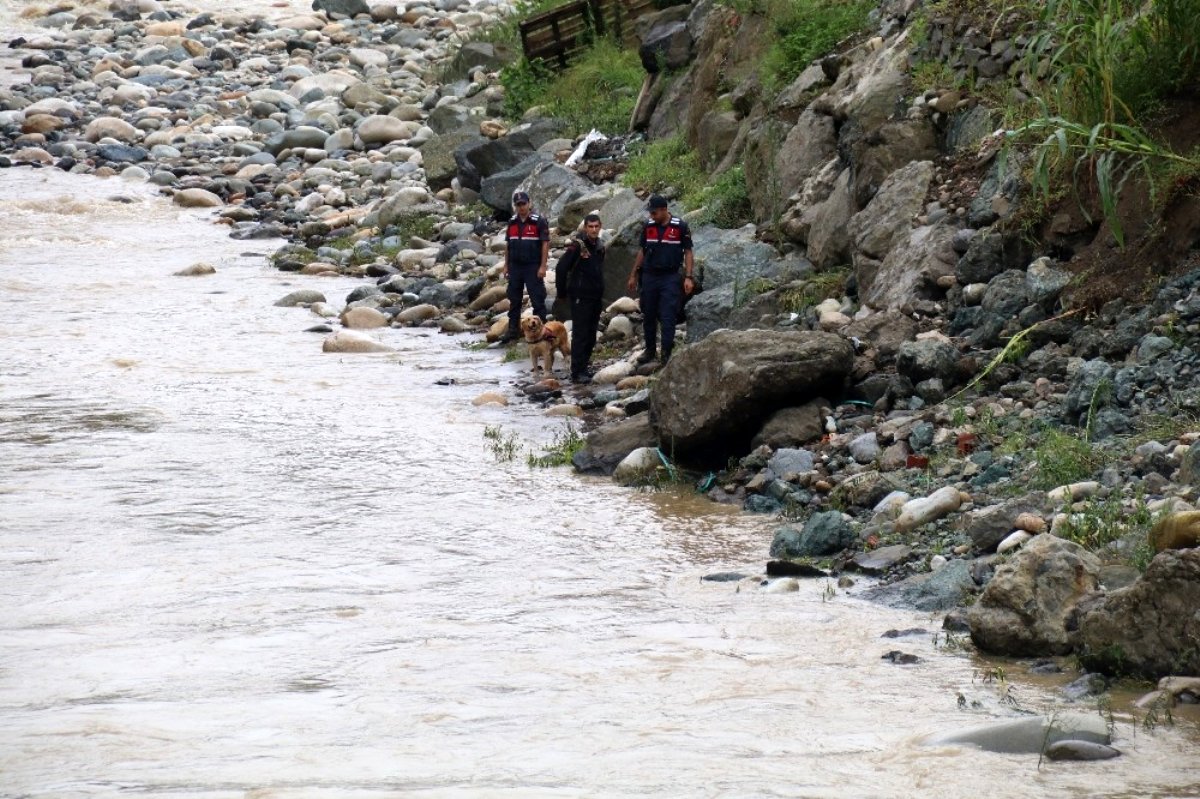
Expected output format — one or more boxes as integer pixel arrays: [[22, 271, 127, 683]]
[[520, 316, 570, 375]]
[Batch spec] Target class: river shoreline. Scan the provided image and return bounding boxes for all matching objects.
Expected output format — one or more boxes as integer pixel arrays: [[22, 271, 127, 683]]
[[2, 1, 1200, 791]]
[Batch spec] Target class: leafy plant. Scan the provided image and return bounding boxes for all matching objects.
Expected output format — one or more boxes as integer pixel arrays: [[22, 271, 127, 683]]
[[527, 423, 586, 467], [1005, 114, 1200, 246], [483, 424, 520, 462], [1007, 0, 1200, 245], [1031, 426, 1100, 489]]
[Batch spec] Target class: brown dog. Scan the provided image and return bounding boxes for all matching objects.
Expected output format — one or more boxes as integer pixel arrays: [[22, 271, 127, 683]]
[[520, 316, 570, 375]]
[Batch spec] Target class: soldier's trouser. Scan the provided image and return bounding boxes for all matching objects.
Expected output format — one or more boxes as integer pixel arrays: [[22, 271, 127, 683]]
[[506, 262, 547, 330], [639, 270, 681, 357]]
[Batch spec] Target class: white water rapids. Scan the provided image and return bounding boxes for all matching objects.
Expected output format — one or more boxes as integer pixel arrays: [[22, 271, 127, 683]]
[[0, 3, 1198, 797]]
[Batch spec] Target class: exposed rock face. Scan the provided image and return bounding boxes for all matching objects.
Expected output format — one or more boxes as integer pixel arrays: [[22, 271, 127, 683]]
[[1073, 548, 1200, 679], [968, 535, 1101, 656], [649, 330, 853, 462]]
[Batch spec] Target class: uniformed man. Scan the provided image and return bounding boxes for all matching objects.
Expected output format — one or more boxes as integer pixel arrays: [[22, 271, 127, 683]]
[[625, 195, 695, 366], [555, 213, 606, 383], [499, 190, 549, 343]]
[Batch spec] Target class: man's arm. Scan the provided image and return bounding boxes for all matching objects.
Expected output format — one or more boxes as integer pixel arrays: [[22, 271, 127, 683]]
[[626, 250, 644, 296]]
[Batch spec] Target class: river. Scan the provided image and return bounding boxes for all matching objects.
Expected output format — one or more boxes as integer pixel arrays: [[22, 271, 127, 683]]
[[1, 5, 1198, 799]]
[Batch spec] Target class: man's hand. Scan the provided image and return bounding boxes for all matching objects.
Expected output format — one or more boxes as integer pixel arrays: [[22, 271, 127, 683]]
[[626, 273, 638, 295], [537, 265, 547, 280]]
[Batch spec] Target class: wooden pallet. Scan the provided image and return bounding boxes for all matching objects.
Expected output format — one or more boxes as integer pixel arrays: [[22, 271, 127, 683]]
[[519, 0, 659, 70]]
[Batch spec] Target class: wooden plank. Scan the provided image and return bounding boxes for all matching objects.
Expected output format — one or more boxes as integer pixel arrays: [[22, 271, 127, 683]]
[[518, 0, 661, 69]]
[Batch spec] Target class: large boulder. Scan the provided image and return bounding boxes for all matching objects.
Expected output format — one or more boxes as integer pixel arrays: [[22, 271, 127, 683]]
[[769, 511, 855, 558], [649, 330, 853, 462], [841, 310, 918, 364], [928, 714, 1111, 754], [795, 167, 855, 268], [825, 36, 910, 131], [454, 119, 565, 191], [515, 161, 595, 228], [859, 224, 957, 311], [312, 0, 370, 18], [480, 154, 551, 211], [751, 400, 827, 449], [572, 413, 657, 475], [968, 534, 1101, 656], [1073, 548, 1200, 679], [849, 161, 933, 276]]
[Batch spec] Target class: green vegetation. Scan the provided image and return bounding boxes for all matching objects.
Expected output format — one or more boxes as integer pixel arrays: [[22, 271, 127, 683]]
[[1053, 491, 1147, 551], [527, 423, 587, 467], [756, 0, 875, 90], [695, 165, 754, 228], [501, 38, 644, 132], [623, 134, 708, 203], [623, 139, 754, 228], [483, 424, 520, 462], [1031, 426, 1100, 489], [778, 268, 851, 313], [1006, 0, 1200, 245]]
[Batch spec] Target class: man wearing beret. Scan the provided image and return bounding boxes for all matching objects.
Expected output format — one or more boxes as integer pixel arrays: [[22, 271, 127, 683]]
[[625, 195, 695, 366], [499, 190, 550, 343]]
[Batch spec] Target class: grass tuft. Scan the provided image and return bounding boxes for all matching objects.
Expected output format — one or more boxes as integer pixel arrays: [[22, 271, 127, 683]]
[[527, 423, 587, 468]]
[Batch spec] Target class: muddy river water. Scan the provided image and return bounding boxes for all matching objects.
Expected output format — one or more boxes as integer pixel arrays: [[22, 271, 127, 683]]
[[1, 4, 1198, 797]]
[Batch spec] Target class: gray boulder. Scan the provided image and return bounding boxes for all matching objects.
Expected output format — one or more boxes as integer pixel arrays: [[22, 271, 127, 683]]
[[848, 160, 933, 263], [769, 511, 855, 558], [1063, 359, 1116, 422], [841, 310, 918, 363], [313, 0, 370, 16], [480, 154, 552, 211], [968, 534, 1101, 656], [981, 269, 1029, 318], [767, 446, 815, 476], [572, 414, 657, 475], [681, 283, 737, 343], [639, 19, 693, 72], [691, 224, 798, 291], [798, 168, 856, 268], [962, 497, 1045, 553], [955, 231, 1031, 285], [515, 161, 595, 228], [895, 338, 960, 384], [264, 125, 329, 155], [896, 559, 975, 612], [649, 330, 853, 462], [860, 223, 957, 311], [752, 402, 827, 449], [1074, 547, 1200, 679], [1025, 257, 1071, 305], [454, 119, 565, 191], [929, 714, 1110, 754]]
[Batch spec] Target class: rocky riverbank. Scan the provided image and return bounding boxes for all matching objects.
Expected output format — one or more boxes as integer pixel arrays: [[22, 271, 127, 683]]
[[3, 0, 1198, 701]]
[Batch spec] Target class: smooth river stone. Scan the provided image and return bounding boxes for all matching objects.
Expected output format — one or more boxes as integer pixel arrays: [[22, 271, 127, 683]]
[[322, 331, 394, 353]]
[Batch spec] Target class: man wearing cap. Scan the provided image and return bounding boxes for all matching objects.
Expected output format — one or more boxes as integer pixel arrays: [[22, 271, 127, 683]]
[[499, 191, 550, 343], [625, 195, 695, 366]]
